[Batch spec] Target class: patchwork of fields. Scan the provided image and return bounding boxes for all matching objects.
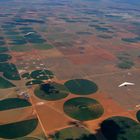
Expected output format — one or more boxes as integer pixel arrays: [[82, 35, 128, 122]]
[[0, 0, 140, 140]]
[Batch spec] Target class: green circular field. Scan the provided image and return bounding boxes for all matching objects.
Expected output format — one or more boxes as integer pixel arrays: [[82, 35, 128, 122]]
[[52, 127, 96, 140], [26, 80, 44, 86], [0, 76, 15, 89], [34, 82, 69, 101], [136, 110, 140, 122], [10, 38, 27, 45], [63, 97, 104, 121], [30, 70, 54, 80], [0, 54, 12, 62], [0, 40, 5, 46], [101, 116, 140, 140], [0, 47, 9, 53], [0, 98, 31, 111], [64, 79, 98, 95], [0, 118, 38, 139], [0, 63, 21, 80], [16, 137, 41, 140]]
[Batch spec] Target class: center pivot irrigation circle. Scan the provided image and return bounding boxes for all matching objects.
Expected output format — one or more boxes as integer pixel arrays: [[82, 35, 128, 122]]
[[101, 116, 140, 140], [0, 54, 12, 62], [0, 118, 38, 139], [34, 82, 69, 101], [52, 127, 97, 140], [30, 70, 54, 80], [16, 137, 41, 140], [64, 79, 98, 95], [136, 110, 140, 122], [63, 97, 104, 121]]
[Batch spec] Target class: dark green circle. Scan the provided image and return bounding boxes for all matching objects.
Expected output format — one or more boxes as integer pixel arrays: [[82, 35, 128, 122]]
[[0, 54, 12, 62], [63, 97, 104, 121], [16, 137, 41, 140], [0, 63, 21, 80], [0, 98, 31, 111], [30, 70, 54, 80], [26, 80, 44, 86], [0, 76, 15, 89], [101, 116, 140, 140], [65, 79, 98, 95], [34, 82, 69, 101], [52, 127, 96, 140], [0, 47, 9, 53], [0, 118, 38, 139], [136, 110, 140, 122], [0, 40, 5, 46]]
